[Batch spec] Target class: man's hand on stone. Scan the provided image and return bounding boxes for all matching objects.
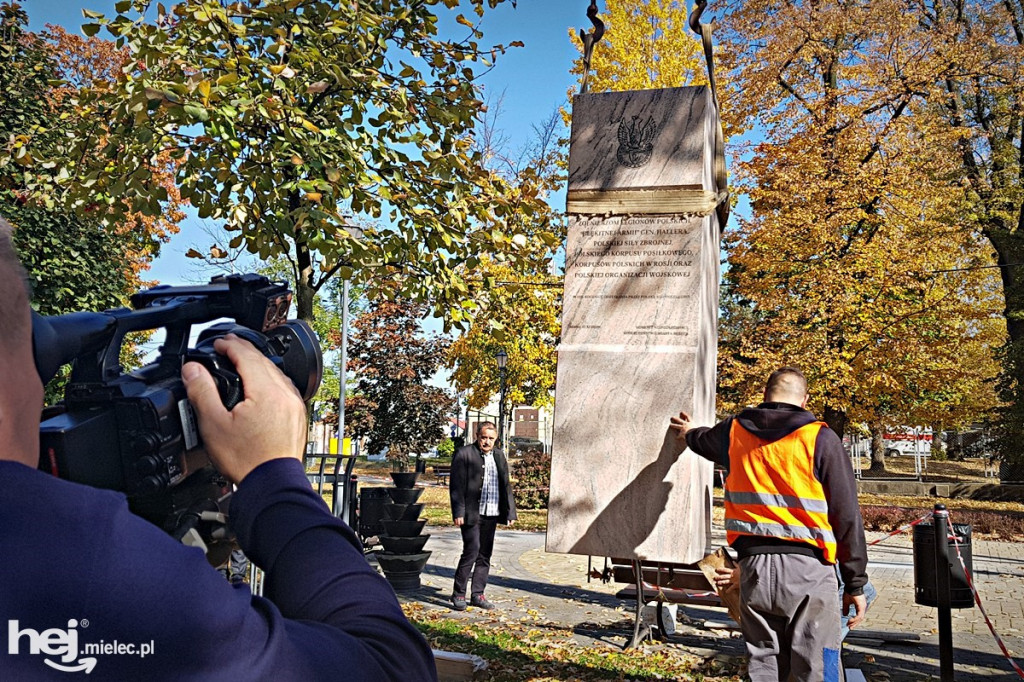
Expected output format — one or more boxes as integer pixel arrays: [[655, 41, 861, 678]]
[[669, 411, 693, 440]]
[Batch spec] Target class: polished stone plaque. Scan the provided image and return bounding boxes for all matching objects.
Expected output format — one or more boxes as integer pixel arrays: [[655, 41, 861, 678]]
[[547, 86, 723, 564]]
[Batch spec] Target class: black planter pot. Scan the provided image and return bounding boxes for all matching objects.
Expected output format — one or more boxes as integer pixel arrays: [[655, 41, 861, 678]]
[[382, 518, 427, 537], [372, 473, 430, 592], [389, 472, 419, 489], [385, 503, 425, 521], [380, 534, 430, 554], [386, 487, 423, 505], [376, 551, 432, 592], [376, 550, 432, 574]]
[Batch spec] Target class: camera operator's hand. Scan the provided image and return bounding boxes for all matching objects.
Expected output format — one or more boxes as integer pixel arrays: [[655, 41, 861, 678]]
[[182, 334, 307, 484]]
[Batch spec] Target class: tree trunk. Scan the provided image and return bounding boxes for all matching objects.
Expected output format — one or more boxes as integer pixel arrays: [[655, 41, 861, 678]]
[[947, 427, 962, 460], [930, 422, 946, 461], [868, 423, 886, 472], [823, 403, 847, 440], [987, 224, 1024, 461], [989, 224, 1024, 345], [822, 405, 847, 440]]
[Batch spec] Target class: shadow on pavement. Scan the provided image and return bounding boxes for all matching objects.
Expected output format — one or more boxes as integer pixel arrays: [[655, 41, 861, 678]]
[[844, 639, 1024, 681], [420, 563, 624, 608]]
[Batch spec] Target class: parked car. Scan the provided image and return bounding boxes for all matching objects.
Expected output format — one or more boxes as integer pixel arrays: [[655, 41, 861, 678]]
[[883, 428, 933, 457]]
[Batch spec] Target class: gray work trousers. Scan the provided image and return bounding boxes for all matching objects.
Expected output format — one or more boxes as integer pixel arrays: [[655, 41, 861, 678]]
[[739, 553, 842, 682]]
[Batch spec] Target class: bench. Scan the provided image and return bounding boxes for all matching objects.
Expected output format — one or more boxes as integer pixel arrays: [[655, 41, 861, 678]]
[[608, 558, 717, 601], [433, 465, 451, 486]]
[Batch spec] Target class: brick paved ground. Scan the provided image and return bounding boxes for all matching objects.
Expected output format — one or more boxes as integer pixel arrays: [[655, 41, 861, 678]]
[[392, 522, 1024, 681]]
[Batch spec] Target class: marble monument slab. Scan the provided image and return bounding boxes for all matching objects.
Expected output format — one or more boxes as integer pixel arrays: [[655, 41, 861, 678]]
[[547, 87, 723, 564]]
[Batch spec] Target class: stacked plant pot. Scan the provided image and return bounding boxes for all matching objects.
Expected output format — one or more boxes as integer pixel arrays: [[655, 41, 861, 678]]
[[375, 471, 431, 591]]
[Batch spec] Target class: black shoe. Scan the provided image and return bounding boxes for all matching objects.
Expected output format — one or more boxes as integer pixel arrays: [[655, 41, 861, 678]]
[[451, 594, 467, 611], [470, 594, 495, 610]]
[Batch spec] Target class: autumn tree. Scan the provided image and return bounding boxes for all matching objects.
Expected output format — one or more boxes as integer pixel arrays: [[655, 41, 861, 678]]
[[919, 0, 1024, 462], [446, 256, 561, 413], [347, 300, 456, 471], [43, 0, 557, 331], [445, 106, 565, 413], [713, 0, 1004, 450], [43, 23, 183, 293], [0, 3, 181, 399], [566, 0, 705, 95]]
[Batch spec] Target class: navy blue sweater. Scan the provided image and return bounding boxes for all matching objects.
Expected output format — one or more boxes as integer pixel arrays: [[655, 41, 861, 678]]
[[0, 458, 437, 681]]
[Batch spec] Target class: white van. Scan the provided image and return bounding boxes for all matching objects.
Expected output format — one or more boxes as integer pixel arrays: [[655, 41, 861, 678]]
[[883, 428, 933, 457]]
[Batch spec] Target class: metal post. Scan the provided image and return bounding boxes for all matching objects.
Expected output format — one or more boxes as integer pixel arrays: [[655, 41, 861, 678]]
[[498, 368, 507, 449], [333, 278, 349, 517], [933, 503, 954, 682]]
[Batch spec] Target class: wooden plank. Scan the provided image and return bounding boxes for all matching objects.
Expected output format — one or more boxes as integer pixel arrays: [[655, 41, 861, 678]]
[[433, 649, 487, 681], [610, 565, 712, 591], [566, 187, 723, 215], [615, 585, 722, 607]]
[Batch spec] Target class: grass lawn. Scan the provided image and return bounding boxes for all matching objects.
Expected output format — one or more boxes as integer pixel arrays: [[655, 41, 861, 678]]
[[402, 603, 744, 682]]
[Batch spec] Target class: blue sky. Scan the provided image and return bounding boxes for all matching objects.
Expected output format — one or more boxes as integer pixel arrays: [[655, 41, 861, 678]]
[[23, 0, 588, 286]]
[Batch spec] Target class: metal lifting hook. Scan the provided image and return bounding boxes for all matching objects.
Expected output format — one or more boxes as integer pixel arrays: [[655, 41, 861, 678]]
[[689, 0, 710, 36], [579, 0, 605, 94]]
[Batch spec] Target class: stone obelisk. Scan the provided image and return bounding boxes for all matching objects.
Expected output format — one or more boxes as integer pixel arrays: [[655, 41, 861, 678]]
[[546, 85, 725, 564]]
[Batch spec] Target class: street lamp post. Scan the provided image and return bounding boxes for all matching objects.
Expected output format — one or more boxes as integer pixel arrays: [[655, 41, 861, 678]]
[[333, 277, 349, 517], [496, 349, 508, 451]]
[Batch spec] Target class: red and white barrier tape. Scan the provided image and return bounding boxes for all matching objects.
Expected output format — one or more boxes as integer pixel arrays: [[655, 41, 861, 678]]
[[862, 509, 1023, 677], [867, 511, 934, 546], [947, 515, 1024, 678]]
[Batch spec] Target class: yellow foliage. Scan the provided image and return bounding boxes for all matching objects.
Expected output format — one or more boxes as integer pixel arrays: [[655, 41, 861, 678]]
[[445, 256, 561, 411], [715, 0, 1006, 428]]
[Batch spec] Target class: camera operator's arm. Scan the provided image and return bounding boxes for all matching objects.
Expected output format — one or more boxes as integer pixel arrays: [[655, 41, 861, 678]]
[[182, 335, 437, 681], [182, 334, 307, 483]]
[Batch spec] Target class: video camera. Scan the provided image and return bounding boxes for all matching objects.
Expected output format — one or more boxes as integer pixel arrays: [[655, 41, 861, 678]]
[[31, 274, 323, 563]]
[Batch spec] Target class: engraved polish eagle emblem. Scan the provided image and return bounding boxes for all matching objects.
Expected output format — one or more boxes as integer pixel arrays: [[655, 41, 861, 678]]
[[616, 115, 659, 168]]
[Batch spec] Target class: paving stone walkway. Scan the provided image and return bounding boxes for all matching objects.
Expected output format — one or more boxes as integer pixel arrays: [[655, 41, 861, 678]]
[[385, 523, 1024, 681]]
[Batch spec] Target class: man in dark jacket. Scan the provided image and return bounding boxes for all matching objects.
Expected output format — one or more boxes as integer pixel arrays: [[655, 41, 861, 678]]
[[449, 421, 517, 611], [670, 366, 868, 682], [0, 219, 436, 681]]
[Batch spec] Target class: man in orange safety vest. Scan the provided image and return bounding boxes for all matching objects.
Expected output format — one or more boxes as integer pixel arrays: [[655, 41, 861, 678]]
[[671, 366, 868, 682]]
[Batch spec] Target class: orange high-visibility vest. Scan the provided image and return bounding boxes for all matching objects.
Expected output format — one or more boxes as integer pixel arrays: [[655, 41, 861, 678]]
[[725, 420, 837, 564]]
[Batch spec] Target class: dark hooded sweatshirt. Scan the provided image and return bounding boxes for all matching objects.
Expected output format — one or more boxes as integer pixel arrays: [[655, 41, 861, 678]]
[[685, 402, 868, 596]]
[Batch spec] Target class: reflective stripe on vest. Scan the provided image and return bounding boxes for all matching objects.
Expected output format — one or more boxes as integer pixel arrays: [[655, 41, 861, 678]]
[[725, 420, 837, 563]]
